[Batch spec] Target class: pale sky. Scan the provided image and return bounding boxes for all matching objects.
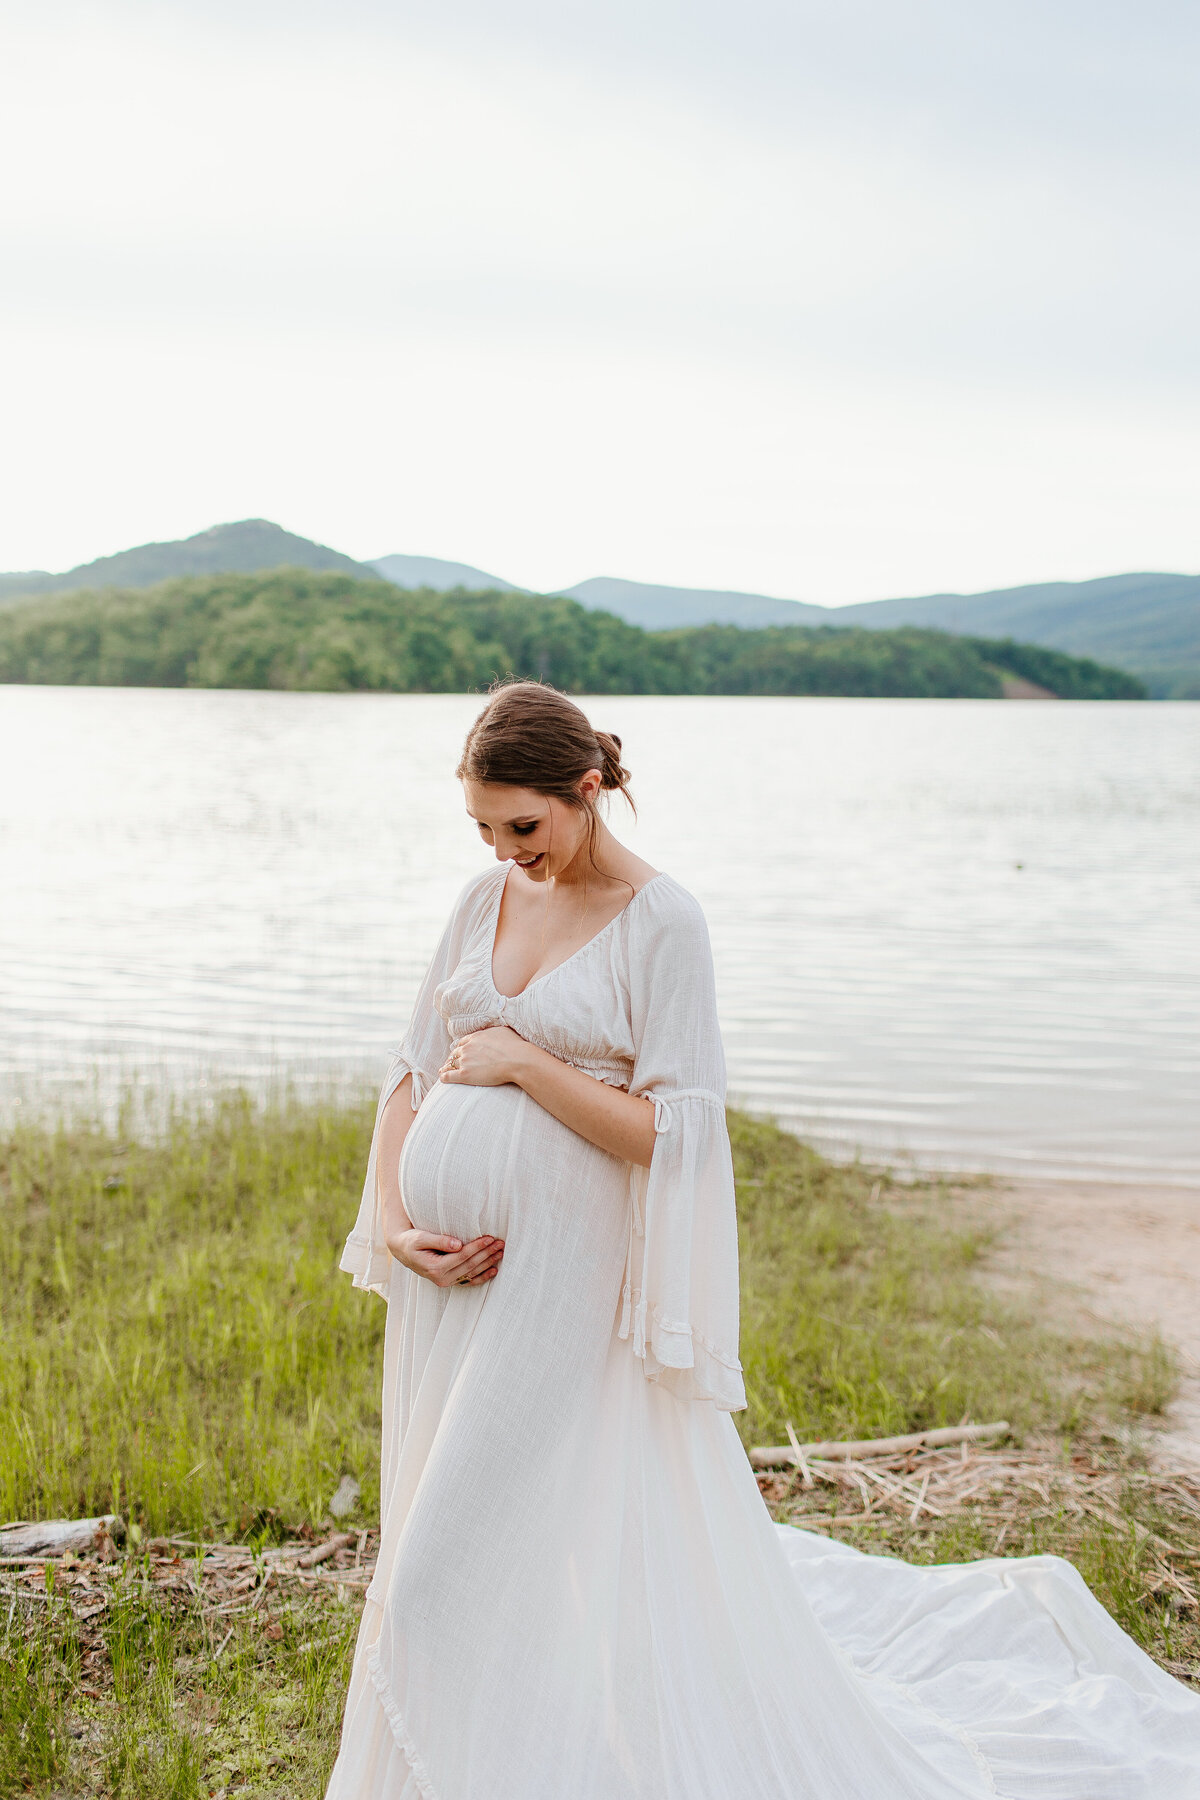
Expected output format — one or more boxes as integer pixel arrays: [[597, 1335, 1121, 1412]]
[[2, 0, 1198, 603]]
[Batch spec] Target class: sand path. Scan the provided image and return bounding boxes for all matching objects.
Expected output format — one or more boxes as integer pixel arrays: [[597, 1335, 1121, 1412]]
[[953, 1178, 1200, 1468]]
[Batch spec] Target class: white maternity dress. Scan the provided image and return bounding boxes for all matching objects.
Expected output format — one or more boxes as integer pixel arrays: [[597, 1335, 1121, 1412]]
[[328, 863, 1200, 1800]]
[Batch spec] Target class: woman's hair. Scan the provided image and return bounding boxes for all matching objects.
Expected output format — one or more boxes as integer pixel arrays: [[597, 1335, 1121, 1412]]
[[456, 680, 634, 866]]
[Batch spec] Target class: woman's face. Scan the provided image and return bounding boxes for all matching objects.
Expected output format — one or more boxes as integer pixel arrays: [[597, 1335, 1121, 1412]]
[[462, 779, 597, 881]]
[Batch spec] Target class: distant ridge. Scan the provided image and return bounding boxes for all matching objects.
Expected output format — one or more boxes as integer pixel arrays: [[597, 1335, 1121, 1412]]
[[369, 553, 515, 592], [562, 576, 823, 630], [0, 520, 375, 603], [557, 570, 1200, 696], [821, 572, 1200, 697]]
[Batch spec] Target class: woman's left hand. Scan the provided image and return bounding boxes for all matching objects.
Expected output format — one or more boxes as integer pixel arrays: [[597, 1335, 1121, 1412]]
[[439, 1025, 535, 1088]]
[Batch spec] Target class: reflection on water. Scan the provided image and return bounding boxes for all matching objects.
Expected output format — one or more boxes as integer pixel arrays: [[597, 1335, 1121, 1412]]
[[2, 687, 1198, 1182]]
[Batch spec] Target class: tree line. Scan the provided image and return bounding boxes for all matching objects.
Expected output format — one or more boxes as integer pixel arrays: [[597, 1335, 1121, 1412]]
[[0, 569, 1146, 700]]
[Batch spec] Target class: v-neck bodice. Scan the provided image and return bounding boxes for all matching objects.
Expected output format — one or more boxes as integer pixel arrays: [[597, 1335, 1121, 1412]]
[[431, 862, 673, 1087], [487, 862, 665, 1002]]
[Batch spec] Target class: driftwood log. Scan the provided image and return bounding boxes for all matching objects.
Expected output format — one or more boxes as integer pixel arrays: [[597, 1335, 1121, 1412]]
[[750, 1422, 1010, 1471], [0, 1515, 126, 1559], [297, 1531, 357, 1569]]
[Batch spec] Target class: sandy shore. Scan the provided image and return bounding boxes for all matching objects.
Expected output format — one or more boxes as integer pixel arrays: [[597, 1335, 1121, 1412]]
[[950, 1177, 1200, 1467]]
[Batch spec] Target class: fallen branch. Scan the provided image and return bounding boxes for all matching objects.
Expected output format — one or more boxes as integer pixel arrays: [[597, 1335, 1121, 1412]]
[[0, 1515, 125, 1558], [749, 1422, 1009, 1470], [297, 1532, 357, 1569], [785, 1422, 813, 1489], [909, 1470, 932, 1524]]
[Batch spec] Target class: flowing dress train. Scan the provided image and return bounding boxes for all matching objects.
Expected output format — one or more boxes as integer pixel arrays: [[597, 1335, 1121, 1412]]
[[327, 864, 1200, 1799]]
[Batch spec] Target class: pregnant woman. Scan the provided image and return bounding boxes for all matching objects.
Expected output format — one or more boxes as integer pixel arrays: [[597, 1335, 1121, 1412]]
[[326, 681, 1199, 1799]]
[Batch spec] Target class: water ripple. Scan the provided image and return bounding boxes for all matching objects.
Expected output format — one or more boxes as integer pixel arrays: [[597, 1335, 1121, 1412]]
[[1, 688, 1197, 1183]]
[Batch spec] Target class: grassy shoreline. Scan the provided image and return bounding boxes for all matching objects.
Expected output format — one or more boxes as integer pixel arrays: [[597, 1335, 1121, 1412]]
[[3, 1094, 1195, 1796]]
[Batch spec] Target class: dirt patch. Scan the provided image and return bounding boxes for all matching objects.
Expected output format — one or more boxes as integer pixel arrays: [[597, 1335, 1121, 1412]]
[[999, 675, 1058, 699], [952, 1177, 1200, 1467]]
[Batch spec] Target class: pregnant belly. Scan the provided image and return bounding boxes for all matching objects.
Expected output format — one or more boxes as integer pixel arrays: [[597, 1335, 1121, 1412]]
[[399, 1078, 530, 1243], [398, 1077, 631, 1252]]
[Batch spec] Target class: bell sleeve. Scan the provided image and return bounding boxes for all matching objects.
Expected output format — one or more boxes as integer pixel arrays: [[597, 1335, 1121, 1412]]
[[338, 874, 483, 1300], [618, 882, 746, 1411]]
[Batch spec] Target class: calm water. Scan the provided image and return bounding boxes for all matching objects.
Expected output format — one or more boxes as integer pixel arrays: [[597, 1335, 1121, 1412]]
[[2, 687, 1198, 1182]]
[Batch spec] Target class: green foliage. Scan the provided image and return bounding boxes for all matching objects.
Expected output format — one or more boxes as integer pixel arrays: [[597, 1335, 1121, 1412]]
[[0, 569, 1144, 697], [966, 635, 1147, 700], [653, 622, 1005, 697], [1135, 665, 1200, 700]]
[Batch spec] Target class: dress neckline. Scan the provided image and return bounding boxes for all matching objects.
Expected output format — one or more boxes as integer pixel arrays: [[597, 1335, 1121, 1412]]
[[487, 863, 665, 1001]]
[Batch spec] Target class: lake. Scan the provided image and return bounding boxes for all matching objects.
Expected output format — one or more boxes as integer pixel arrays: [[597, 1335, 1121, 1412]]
[[2, 687, 1198, 1183]]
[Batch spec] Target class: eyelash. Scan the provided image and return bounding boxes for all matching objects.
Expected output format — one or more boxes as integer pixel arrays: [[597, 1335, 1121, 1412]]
[[476, 822, 538, 837]]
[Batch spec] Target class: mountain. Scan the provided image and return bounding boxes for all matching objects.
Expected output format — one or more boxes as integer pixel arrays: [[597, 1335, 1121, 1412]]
[[0, 520, 376, 604], [558, 570, 1200, 696], [562, 576, 824, 630], [823, 572, 1200, 698], [0, 526, 516, 610], [369, 553, 515, 592]]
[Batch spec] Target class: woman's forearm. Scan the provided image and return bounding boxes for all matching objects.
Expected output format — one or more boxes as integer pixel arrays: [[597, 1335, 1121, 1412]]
[[511, 1043, 657, 1167]]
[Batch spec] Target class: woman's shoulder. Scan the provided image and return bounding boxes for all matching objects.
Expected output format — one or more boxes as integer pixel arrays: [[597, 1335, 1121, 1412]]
[[626, 870, 711, 942]]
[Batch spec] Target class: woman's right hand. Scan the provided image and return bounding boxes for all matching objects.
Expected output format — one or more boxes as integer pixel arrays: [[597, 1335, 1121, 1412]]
[[387, 1225, 504, 1288]]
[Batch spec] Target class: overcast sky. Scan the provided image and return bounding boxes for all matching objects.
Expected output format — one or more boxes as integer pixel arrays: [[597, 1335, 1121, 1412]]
[[2, 0, 1197, 602]]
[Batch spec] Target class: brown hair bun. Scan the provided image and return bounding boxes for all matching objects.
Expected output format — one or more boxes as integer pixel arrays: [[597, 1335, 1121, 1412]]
[[593, 730, 630, 792]]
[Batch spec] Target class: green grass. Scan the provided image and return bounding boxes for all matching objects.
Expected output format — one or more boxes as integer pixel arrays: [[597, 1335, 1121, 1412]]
[[0, 1094, 1191, 1796], [730, 1112, 1172, 1449], [0, 1092, 384, 1537], [0, 1559, 360, 1799]]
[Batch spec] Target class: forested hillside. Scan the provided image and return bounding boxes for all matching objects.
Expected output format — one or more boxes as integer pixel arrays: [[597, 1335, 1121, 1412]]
[[567, 572, 1200, 695], [0, 570, 1145, 699], [3, 518, 1191, 693]]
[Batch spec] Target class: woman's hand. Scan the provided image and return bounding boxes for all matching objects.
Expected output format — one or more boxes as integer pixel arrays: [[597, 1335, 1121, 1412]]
[[438, 1025, 534, 1088], [386, 1224, 504, 1288], [439, 1024, 656, 1166], [376, 1071, 504, 1288]]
